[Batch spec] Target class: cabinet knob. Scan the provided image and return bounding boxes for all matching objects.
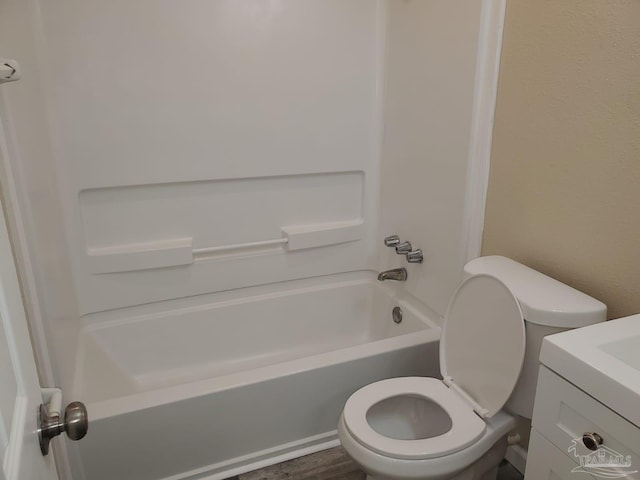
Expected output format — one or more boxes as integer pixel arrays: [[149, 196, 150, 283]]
[[582, 432, 603, 451]]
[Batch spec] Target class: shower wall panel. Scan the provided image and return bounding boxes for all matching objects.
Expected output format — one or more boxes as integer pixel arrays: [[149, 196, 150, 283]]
[[32, 0, 383, 315]]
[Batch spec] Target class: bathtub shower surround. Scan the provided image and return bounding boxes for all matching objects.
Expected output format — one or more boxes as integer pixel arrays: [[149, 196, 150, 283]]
[[0, 1, 499, 479]]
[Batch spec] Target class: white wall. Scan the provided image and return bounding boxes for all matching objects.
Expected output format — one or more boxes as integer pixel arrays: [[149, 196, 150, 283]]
[[378, 0, 487, 317]]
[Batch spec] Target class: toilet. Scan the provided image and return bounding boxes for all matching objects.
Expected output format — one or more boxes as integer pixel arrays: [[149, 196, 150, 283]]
[[338, 256, 606, 480]]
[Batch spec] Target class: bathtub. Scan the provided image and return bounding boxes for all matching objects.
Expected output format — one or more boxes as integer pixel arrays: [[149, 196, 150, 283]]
[[68, 272, 440, 480]]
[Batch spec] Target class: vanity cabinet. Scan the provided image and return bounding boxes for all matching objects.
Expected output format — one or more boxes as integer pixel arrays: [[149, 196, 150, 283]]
[[526, 366, 640, 479]]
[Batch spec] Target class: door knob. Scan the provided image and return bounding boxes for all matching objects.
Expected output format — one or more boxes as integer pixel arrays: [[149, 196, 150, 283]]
[[38, 401, 88, 455]]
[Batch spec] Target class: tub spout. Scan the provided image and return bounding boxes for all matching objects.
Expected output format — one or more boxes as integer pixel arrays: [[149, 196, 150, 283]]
[[377, 268, 407, 282]]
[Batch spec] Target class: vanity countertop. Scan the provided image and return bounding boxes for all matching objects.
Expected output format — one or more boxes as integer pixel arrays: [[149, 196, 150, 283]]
[[540, 313, 640, 427]]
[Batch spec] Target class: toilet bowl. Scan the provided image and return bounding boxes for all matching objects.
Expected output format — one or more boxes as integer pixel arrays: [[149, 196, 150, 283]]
[[338, 377, 519, 479], [338, 256, 607, 480], [338, 408, 515, 480], [344, 378, 486, 460]]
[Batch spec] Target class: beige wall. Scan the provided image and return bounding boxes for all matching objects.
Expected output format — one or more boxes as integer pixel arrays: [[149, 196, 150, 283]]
[[483, 1, 640, 320]]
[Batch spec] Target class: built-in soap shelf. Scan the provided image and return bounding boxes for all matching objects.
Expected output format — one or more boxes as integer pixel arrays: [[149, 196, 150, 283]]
[[86, 220, 364, 274]]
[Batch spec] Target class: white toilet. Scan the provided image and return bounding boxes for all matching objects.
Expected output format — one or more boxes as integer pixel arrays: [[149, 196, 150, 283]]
[[338, 256, 606, 480]]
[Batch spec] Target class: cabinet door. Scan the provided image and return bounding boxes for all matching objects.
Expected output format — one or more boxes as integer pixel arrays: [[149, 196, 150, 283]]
[[533, 367, 640, 479], [525, 430, 594, 480]]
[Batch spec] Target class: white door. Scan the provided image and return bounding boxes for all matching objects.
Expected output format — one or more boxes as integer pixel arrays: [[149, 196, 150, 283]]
[[0, 145, 58, 478]]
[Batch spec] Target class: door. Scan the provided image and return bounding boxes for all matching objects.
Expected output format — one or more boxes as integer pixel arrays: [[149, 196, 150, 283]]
[[0, 139, 58, 479]]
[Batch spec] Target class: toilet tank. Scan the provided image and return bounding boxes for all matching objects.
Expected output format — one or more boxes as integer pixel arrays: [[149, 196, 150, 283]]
[[463, 256, 606, 419]]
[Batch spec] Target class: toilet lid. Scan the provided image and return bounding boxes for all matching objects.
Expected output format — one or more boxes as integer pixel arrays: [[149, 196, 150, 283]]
[[440, 274, 525, 418]]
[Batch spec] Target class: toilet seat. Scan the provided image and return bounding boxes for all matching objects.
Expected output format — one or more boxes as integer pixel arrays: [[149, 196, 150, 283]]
[[343, 377, 486, 460]]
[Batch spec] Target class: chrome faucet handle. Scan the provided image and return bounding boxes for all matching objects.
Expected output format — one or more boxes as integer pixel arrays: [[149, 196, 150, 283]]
[[395, 241, 412, 254], [384, 235, 400, 248], [406, 249, 423, 263]]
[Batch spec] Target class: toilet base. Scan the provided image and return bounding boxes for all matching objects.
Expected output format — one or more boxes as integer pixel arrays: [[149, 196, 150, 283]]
[[361, 437, 507, 480]]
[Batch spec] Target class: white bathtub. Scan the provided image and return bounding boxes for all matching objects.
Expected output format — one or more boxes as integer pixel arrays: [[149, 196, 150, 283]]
[[69, 272, 440, 480]]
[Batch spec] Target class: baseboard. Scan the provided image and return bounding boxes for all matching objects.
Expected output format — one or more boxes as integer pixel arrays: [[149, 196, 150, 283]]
[[173, 432, 340, 480]]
